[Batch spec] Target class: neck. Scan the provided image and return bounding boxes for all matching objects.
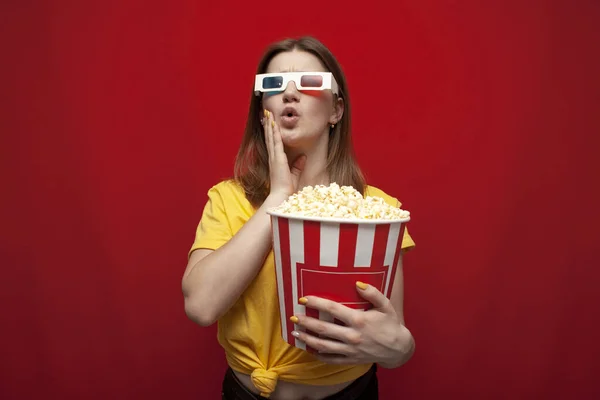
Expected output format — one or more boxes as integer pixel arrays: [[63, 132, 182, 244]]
[[285, 133, 330, 189]]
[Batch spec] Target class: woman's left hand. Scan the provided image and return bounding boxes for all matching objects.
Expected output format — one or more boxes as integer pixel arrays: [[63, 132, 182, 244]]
[[291, 282, 414, 367]]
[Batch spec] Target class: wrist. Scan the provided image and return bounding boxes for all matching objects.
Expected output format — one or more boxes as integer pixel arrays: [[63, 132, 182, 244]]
[[265, 191, 291, 207], [379, 325, 415, 369]]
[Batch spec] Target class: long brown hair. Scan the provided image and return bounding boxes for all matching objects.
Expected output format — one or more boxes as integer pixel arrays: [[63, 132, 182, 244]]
[[234, 36, 366, 207]]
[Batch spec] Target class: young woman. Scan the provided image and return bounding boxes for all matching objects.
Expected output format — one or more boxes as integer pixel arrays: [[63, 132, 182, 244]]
[[182, 36, 416, 400]]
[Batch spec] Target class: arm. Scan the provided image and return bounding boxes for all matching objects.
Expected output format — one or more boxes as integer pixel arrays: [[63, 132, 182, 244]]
[[183, 110, 305, 327], [182, 192, 288, 327]]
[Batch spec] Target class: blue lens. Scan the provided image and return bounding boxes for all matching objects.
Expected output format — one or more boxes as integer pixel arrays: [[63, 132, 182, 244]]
[[263, 76, 283, 89]]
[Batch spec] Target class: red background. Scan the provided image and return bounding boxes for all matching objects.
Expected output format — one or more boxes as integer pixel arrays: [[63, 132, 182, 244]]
[[2, 1, 599, 398]]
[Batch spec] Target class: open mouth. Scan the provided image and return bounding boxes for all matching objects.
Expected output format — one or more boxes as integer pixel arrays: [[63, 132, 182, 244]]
[[280, 108, 300, 127], [282, 107, 299, 118]]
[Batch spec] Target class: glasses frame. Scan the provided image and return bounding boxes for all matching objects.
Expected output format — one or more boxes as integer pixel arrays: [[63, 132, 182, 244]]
[[254, 72, 339, 96]]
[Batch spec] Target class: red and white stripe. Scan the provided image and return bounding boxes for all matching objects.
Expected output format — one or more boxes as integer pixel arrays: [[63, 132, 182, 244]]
[[271, 217, 406, 353]]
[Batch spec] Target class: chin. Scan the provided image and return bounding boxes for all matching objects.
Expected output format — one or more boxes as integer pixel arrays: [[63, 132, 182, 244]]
[[279, 128, 303, 147], [280, 126, 323, 149]]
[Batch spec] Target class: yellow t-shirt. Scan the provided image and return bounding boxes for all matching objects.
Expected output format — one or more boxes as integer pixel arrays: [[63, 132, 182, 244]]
[[189, 180, 415, 397]]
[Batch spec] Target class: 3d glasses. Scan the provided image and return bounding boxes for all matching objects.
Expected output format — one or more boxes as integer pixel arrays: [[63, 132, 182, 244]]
[[254, 72, 339, 96]]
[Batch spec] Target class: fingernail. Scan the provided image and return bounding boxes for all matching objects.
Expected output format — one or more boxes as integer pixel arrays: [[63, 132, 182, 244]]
[[271, 120, 275, 128], [356, 281, 368, 290], [298, 297, 308, 305], [266, 110, 270, 118], [290, 316, 299, 324], [291, 331, 300, 338], [264, 109, 267, 117]]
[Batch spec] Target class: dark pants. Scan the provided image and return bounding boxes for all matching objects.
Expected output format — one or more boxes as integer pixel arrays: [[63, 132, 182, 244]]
[[221, 365, 378, 400]]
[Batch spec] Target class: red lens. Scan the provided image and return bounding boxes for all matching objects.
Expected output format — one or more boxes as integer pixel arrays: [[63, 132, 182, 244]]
[[300, 75, 323, 88]]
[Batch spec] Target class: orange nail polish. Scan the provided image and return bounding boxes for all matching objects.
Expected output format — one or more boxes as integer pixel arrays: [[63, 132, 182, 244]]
[[290, 316, 299, 324], [298, 297, 308, 305], [356, 281, 368, 290], [271, 120, 275, 127]]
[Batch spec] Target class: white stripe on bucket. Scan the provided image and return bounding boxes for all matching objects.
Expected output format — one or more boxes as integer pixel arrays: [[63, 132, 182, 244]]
[[320, 222, 339, 267], [354, 224, 376, 267], [289, 219, 306, 350], [271, 216, 288, 343], [383, 222, 401, 297]]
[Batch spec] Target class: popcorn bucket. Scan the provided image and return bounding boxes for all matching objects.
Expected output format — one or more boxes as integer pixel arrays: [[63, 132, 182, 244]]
[[267, 211, 410, 353]]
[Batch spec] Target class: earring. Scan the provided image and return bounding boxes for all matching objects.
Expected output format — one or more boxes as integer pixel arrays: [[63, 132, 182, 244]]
[[331, 124, 335, 129]]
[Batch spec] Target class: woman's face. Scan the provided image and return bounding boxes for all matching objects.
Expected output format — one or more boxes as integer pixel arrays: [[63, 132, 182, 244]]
[[262, 50, 342, 150]]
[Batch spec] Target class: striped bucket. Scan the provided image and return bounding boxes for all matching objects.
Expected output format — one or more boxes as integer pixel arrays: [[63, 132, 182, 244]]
[[267, 211, 410, 353]]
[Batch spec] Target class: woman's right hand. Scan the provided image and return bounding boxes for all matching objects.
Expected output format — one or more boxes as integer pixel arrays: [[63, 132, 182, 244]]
[[263, 109, 307, 199]]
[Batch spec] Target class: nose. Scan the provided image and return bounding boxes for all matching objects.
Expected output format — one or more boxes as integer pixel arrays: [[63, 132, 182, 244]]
[[282, 81, 300, 103]]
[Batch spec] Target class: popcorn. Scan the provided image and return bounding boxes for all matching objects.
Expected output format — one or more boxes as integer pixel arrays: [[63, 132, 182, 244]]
[[271, 183, 410, 220]]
